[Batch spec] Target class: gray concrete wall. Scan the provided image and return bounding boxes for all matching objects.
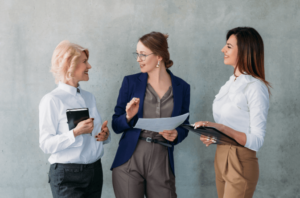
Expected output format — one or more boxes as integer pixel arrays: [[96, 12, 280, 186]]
[[0, 0, 299, 197]]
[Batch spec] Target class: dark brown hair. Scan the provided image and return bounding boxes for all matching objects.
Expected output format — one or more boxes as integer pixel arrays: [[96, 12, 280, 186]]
[[227, 27, 271, 93], [139, 31, 173, 68]]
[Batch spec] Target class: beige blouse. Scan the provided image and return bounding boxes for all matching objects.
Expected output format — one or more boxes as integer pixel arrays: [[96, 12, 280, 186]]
[[140, 83, 174, 140]]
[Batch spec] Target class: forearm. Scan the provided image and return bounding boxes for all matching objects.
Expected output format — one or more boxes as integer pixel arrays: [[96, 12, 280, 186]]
[[39, 131, 83, 154], [214, 123, 247, 146]]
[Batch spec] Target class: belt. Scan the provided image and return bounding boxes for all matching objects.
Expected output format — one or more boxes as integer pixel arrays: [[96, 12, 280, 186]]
[[139, 137, 172, 148]]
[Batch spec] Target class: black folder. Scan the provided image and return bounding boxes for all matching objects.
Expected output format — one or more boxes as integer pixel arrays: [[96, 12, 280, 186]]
[[181, 124, 243, 146], [66, 108, 90, 132]]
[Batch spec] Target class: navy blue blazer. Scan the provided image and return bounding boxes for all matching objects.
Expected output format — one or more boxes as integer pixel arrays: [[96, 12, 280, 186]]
[[111, 70, 190, 175]]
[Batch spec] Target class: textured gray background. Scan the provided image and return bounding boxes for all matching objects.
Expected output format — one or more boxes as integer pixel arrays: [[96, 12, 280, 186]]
[[0, 0, 299, 197]]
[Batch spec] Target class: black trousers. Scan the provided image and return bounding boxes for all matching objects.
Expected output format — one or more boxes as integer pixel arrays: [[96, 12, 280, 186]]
[[49, 159, 103, 198]]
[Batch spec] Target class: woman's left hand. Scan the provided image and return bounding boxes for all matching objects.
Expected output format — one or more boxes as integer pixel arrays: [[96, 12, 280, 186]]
[[95, 120, 110, 141], [159, 129, 178, 142]]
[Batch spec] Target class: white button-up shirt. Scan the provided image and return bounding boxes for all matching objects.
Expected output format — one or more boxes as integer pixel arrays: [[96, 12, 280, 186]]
[[213, 74, 269, 152], [39, 82, 111, 164]]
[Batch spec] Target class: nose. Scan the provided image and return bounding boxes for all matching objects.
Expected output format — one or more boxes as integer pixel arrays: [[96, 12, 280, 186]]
[[88, 63, 92, 69], [221, 45, 226, 53], [137, 56, 142, 62]]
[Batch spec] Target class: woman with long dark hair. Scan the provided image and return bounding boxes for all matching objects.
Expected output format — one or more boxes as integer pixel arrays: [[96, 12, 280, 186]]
[[111, 32, 190, 198], [194, 27, 271, 198]]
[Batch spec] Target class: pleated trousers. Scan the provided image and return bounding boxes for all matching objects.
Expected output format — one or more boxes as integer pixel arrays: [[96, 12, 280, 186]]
[[214, 144, 259, 198], [112, 133, 176, 198]]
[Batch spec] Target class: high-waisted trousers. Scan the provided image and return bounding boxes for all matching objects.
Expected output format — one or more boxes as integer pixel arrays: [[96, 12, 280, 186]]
[[112, 132, 177, 198], [214, 144, 259, 198]]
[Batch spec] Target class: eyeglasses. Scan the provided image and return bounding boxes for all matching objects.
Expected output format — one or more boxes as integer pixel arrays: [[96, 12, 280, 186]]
[[133, 52, 154, 61]]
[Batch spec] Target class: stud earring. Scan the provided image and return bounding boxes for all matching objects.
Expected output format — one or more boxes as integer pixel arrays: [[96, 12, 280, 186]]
[[156, 61, 160, 68]]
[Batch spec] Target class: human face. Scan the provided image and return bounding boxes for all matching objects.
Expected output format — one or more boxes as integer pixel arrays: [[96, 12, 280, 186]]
[[221, 35, 238, 67], [136, 41, 161, 73], [73, 51, 91, 83]]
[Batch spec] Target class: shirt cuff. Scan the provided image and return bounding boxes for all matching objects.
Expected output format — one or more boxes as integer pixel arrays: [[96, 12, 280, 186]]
[[245, 133, 260, 152], [67, 130, 83, 148]]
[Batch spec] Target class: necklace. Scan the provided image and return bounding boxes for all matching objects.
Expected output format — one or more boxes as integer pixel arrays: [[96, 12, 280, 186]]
[[234, 74, 238, 81]]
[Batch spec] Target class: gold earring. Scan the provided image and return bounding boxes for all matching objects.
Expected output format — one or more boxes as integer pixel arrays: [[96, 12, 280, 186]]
[[156, 61, 160, 68]]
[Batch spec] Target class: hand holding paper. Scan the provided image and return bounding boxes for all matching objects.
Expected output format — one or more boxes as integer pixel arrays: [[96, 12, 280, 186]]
[[159, 129, 178, 142]]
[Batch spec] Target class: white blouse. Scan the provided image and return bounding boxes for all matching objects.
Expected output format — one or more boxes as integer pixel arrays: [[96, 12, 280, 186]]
[[213, 74, 269, 152], [39, 82, 111, 164]]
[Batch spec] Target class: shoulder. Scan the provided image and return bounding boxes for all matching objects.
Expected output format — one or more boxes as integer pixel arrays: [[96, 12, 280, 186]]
[[245, 76, 268, 95], [123, 72, 144, 82], [39, 88, 62, 108], [171, 73, 190, 90], [243, 76, 269, 103]]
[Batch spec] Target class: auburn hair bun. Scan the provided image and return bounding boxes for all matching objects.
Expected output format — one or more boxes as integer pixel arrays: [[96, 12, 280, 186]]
[[139, 31, 173, 68]]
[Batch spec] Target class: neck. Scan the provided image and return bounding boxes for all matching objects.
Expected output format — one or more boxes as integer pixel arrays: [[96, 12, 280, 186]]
[[65, 79, 79, 88], [147, 63, 169, 84], [234, 66, 242, 77]]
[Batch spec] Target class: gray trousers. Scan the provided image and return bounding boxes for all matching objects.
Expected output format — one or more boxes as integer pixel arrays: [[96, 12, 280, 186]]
[[49, 159, 103, 198], [112, 133, 177, 198]]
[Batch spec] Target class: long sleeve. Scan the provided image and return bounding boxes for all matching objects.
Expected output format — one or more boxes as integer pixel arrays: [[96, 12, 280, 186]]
[[173, 84, 190, 145], [244, 82, 269, 151], [39, 95, 83, 154], [112, 77, 137, 134]]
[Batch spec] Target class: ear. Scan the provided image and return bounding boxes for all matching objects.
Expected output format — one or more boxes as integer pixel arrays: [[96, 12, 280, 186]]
[[157, 55, 163, 62]]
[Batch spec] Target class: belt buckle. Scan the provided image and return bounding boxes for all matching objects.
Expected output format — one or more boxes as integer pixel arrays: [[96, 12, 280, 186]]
[[146, 137, 152, 143]]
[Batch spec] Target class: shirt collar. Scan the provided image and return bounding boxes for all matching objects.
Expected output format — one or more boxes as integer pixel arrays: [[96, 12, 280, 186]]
[[58, 82, 81, 96]]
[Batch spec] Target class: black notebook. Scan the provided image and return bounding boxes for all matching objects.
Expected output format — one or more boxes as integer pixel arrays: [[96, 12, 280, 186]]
[[66, 108, 90, 132], [180, 124, 243, 146]]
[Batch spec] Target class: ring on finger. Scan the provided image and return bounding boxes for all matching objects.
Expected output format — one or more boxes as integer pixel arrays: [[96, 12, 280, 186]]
[[206, 137, 211, 141]]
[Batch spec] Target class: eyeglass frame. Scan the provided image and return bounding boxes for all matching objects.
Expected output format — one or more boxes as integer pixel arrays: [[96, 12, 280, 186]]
[[133, 52, 155, 61]]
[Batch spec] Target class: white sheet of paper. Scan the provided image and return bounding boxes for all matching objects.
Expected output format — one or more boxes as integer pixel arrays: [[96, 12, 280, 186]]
[[133, 113, 189, 132]]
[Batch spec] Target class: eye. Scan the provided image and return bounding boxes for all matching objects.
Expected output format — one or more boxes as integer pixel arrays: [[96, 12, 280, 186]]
[[141, 54, 147, 57]]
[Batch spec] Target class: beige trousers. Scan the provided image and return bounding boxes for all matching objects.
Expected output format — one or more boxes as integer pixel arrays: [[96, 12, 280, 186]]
[[112, 132, 176, 198], [214, 144, 259, 198]]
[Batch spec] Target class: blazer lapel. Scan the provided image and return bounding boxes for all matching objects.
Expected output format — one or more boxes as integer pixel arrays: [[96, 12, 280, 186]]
[[168, 70, 181, 117], [133, 73, 148, 118]]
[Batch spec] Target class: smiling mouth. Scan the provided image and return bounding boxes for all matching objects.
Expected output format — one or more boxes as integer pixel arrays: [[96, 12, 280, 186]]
[[140, 64, 145, 67], [84, 71, 89, 74]]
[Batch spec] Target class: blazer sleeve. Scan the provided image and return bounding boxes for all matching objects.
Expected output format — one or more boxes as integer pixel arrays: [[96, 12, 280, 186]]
[[173, 83, 190, 145], [112, 76, 138, 134]]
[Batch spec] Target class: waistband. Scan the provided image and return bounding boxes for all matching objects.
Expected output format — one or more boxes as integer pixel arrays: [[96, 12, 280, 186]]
[[51, 159, 101, 170]]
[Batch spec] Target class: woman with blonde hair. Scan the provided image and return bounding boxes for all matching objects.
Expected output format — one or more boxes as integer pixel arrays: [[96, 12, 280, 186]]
[[39, 40, 110, 198], [194, 27, 271, 198]]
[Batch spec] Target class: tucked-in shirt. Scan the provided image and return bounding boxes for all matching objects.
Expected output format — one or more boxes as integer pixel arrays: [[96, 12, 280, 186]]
[[39, 82, 111, 164], [141, 83, 173, 139], [213, 74, 269, 152]]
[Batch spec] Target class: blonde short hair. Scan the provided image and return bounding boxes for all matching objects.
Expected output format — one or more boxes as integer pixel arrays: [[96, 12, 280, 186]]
[[50, 40, 89, 84]]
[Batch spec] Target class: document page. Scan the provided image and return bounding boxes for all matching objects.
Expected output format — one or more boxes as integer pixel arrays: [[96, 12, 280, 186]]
[[133, 113, 189, 132]]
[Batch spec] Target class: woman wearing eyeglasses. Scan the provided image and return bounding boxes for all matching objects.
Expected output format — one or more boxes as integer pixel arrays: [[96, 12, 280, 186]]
[[111, 32, 190, 198], [194, 27, 271, 198]]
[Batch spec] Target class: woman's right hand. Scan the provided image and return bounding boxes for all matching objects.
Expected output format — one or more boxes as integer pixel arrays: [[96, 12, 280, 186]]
[[126, 97, 140, 122], [73, 118, 94, 137]]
